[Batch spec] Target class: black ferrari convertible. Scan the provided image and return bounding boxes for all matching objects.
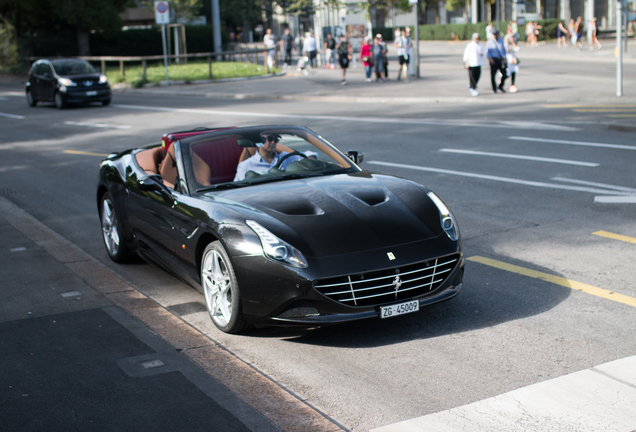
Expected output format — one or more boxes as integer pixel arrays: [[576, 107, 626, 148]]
[[97, 125, 464, 333]]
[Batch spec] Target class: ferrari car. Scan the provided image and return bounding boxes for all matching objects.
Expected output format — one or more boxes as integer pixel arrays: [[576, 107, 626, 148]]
[[97, 125, 464, 333]]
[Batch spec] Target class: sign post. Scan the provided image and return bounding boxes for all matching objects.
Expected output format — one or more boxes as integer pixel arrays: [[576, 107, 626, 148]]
[[617, 0, 623, 96], [409, 0, 420, 78], [155, 1, 170, 86]]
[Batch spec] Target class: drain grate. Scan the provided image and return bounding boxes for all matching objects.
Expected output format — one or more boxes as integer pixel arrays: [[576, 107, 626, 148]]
[[0, 188, 17, 195]]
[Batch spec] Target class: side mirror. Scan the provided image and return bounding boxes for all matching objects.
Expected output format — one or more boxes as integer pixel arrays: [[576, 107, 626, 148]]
[[347, 150, 364, 165]]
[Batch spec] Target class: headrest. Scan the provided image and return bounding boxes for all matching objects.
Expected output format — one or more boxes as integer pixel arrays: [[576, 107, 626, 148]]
[[237, 138, 256, 147]]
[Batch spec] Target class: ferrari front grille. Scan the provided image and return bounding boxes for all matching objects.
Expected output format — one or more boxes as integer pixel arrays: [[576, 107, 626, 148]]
[[314, 254, 460, 307]]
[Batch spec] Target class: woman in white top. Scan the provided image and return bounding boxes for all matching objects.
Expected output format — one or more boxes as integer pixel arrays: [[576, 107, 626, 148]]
[[463, 33, 485, 96]]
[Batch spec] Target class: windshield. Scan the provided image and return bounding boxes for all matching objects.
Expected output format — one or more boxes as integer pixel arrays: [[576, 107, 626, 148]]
[[52, 60, 97, 76], [177, 127, 361, 193]]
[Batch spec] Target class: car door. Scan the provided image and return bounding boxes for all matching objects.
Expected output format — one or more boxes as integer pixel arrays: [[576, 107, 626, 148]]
[[123, 167, 178, 269], [170, 194, 210, 285], [38, 63, 56, 101]]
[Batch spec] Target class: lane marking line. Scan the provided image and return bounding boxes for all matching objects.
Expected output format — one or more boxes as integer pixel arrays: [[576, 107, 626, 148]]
[[592, 230, 636, 244], [0, 91, 24, 97], [543, 104, 636, 108], [0, 112, 25, 119], [467, 255, 636, 308], [440, 149, 599, 167], [509, 136, 636, 151], [573, 109, 636, 113], [594, 195, 636, 203], [551, 177, 636, 193], [63, 150, 110, 157], [606, 114, 636, 118], [367, 161, 631, 195], [65, 121, 131, 129], [111, 103, 577, 131]]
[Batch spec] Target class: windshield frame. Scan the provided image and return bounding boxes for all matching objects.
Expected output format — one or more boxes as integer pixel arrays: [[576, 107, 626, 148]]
[[176, 125, 362, 195]]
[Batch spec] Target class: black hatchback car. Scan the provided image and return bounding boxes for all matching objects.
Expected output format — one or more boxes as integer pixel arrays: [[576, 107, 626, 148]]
[[26, 59, 111, 108]]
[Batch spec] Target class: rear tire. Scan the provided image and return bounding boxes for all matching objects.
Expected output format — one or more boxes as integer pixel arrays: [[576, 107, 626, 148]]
[[201, 241, 249, 334], [26, 90, 37, 107], [100, 192, 131, 263]]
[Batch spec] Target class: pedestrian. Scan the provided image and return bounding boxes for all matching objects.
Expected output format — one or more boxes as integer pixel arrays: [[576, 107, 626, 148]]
[[360, 37, 373, 82], [264, 28, 276, 69], [589, 17, 602, 50], [303, 32, 317, 68], [510, 19, 520, 44], [532, 22, 542, 47], [376, 34, 389, 79], [486, 29, 508, 93], [280, 28, 294, 68], [557, 21, 568, 48], [394, 28, 411, 82], [525, 21, 534, 46], [405, 27, 415, 77], [486, 22, 494, 40], [504, 28, 519, 93], [574, 17, 584, 50], [336, 35, 352, 85], [372, 36, 386, 81], [568, 18, 576, 45], [463, 32, 485, 96], [324, 33, 336, 69]]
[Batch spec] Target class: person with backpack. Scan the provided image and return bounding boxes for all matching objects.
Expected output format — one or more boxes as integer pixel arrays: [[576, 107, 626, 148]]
[[336, 35, 352, 85]]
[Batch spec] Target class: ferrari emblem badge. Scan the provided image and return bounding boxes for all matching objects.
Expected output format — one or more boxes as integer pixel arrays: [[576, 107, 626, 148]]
[[387, 252, 396, 260]]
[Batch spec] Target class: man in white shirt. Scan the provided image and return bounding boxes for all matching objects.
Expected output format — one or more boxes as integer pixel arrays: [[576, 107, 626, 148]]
[[302, 33, 317, 68], [394, 28, 412, 82], [234, 134, 318, 181], [463, 33, 485, 96]]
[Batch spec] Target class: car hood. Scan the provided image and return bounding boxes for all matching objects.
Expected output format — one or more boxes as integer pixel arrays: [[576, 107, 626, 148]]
[[214, 172, 444, 258]]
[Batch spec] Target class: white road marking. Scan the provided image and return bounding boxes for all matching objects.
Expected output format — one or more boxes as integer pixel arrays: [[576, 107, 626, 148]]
[[509, 136, 636, 151], [440, 149, 599, 167], [371, 356, 636, 432], [0, 112, 25, 119], [0, 91, 24, 97], [368, 161, 634, 196], [551, 177, 636, 193], [64, 121, 131, 130], [112, 104, 576, 131], [594, 196, 636, 203]]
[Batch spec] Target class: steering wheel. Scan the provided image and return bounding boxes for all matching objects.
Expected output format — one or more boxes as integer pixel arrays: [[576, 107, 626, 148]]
[[274, 151, 308, 170]]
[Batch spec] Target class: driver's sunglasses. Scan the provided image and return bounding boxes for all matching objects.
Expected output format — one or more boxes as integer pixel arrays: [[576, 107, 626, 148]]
[[265, 136, 279, 143]]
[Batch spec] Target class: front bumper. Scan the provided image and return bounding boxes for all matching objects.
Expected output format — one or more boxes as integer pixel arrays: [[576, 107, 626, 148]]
[[61, 86, 111, 103]]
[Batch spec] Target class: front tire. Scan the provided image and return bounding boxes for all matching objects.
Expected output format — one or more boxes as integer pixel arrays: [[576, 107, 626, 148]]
[[201, 242, 248, 334], [100, 192, 131, 263], [54, 92, 66, 109], [26, 90, 37, 107]]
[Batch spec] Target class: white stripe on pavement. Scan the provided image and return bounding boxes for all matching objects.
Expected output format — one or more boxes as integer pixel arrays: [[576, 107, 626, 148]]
[[367, 161, 632, 196], [0, 112, 25, 119], [594, 195, 636, 203], [112, 104, 576, 131], [371, 356, 636, 432], [64, 121, 131, 130], [440, 149, 599, 167], [551, 177, 636, 193], [509, 136, 636, 151]]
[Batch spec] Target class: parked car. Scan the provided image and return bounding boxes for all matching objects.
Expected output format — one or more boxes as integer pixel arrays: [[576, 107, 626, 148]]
[[97, 125, 464, 333], [26, 59, 111, 108]]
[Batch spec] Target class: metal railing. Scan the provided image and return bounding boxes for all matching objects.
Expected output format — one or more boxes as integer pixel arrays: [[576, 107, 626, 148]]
[[27, 45, 279, 80]]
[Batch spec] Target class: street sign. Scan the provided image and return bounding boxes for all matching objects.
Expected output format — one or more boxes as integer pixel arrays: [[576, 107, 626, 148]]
[[155, 1, 170, 25]]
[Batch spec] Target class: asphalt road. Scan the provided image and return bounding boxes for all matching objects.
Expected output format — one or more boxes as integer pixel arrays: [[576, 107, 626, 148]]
[[1, 49, 635, 431]]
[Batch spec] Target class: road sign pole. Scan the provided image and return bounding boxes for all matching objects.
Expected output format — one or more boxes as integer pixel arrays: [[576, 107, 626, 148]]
[[617, 0, 622, 96], [161, 24, 170, 86]]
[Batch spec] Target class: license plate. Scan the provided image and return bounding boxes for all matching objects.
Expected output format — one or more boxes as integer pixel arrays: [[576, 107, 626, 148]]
[[380, 300, 419, 319], [86, 90, 97, 96]]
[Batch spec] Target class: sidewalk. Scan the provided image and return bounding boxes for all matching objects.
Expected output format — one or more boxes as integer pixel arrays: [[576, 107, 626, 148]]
[[0, 195, 343, 432], [116, 40, 636, 105]]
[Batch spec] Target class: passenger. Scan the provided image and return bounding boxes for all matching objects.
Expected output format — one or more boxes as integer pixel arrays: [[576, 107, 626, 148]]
[[234, 134, 317, 181]]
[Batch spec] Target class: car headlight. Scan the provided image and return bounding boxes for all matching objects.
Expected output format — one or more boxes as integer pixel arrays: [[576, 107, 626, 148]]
[[58, 78, 77, 87], [99, 74, 108, 84], [427, 192, 458, 241], [246, 220, 308, 268]]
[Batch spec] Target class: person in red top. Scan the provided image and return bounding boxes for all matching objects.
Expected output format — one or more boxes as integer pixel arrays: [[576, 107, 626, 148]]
[[360, 37, 373, 83]]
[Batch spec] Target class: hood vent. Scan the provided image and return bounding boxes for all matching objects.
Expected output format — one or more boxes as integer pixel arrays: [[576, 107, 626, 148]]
[[348, 189, 388, 207], [265, 200, 324, 216]]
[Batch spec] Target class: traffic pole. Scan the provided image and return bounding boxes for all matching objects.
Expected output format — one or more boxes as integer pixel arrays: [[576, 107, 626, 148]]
[[617, 0, 622, 97], [161, 24, 170, 86]]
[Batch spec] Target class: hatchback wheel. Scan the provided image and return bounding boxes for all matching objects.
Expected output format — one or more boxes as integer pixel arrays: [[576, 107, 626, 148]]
[[26, 90, 37, 107], [54, 92, 66, 109]]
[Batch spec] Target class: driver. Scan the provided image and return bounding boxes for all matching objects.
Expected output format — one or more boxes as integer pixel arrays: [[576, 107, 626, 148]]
[[234, 133, 317, 181]]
